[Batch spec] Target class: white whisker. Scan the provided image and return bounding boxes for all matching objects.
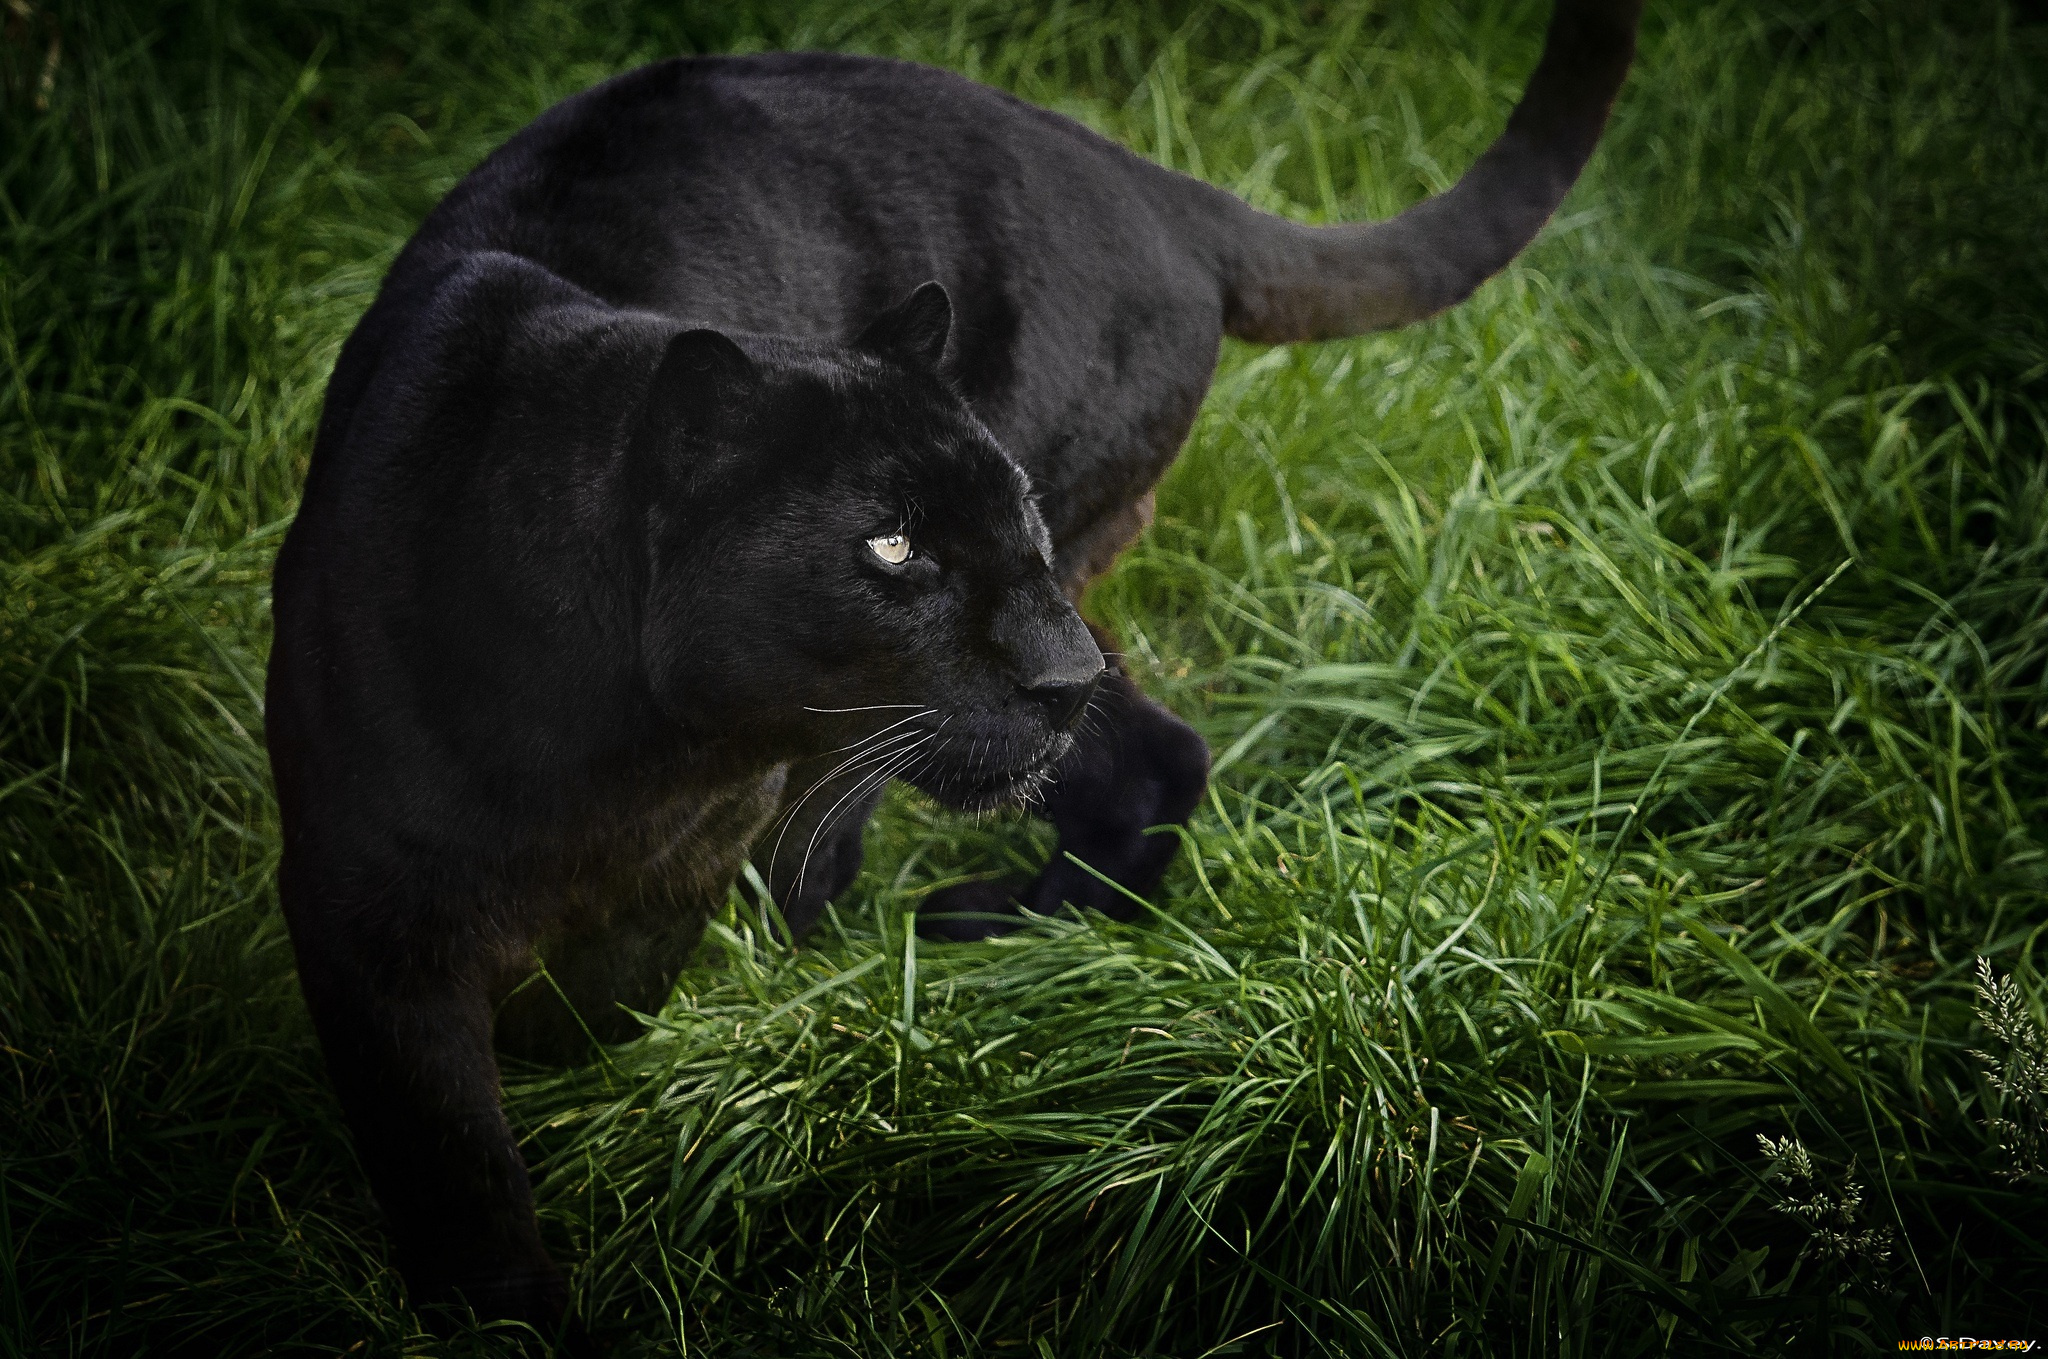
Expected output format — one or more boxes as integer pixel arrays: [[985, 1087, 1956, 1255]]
[[764, 726, 928, 876], [791, 731, 937, 901], [802, 703, 929, 713], [824, 706, 936, 755]]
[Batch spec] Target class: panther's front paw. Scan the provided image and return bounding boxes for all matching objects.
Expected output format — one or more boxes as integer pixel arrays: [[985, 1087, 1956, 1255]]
[[915, 877, 1028, 941]]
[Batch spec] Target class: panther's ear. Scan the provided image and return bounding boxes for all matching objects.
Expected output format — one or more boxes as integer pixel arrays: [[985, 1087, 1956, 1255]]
[[645, 327, 755, 432], [857, 281, 952, 369]]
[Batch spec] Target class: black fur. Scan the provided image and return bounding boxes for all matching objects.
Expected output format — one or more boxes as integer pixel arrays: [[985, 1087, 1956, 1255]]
[[267, 1, 1637, 1333]]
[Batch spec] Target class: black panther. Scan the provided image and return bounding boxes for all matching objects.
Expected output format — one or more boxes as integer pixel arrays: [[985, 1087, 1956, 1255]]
[[265, 0, 1639, 1336]]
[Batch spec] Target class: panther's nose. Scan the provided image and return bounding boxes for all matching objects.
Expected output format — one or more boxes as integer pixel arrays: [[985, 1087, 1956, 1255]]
[[1022, 665, 1104, 732]]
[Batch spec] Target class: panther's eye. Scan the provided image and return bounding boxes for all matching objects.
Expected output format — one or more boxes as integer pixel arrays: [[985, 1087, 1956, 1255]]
[[866, 533, 912, 565]]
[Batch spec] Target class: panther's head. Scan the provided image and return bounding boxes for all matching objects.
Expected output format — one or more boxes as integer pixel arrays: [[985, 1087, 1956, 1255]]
[[638, 283, 1105, 812]]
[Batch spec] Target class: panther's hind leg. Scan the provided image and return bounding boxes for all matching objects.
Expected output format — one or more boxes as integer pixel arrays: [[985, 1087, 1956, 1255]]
[[918, 635, 1209, 941]]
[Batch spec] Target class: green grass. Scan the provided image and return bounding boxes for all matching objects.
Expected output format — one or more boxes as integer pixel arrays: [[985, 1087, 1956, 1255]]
[[5, 0, 2047, 1353]]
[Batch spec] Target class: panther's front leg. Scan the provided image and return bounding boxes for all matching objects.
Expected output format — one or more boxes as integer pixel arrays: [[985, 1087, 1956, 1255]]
[[917, 638, 1210, 940], [282, 858, 568, 1335]]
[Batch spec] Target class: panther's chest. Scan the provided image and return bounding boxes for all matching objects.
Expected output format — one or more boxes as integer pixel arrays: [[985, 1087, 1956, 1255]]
[[490, 765, 794, 1061], [554, 763, 790, 926]]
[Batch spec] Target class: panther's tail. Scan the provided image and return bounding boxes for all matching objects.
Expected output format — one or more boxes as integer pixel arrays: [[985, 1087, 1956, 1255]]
[[1218, 0, 1640, 343]]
